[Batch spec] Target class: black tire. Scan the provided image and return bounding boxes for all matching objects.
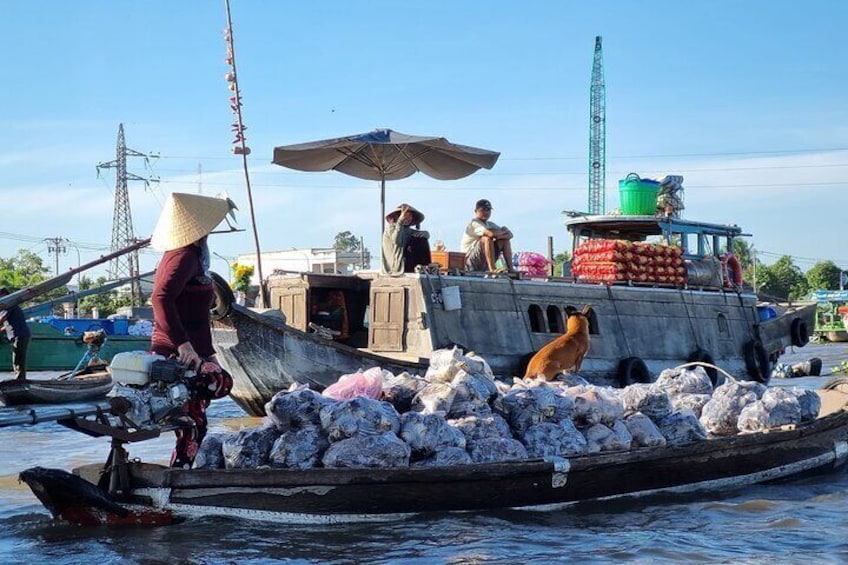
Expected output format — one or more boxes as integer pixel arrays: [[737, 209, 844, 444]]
[[790, 318, 810, 347], [687, 348, 718, 386], [617, 356, 652, 387], [743, 339, 771, 384], [210, 271, 234, 321]]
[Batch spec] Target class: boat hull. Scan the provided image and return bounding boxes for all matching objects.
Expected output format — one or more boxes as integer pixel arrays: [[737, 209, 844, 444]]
[[30, 396, 848, 524], [0, 322, 149, 371], [0, 365, 113, 405]]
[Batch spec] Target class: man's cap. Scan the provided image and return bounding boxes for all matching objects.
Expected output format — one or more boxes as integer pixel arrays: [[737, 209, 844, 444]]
[[151, 192, 238, 251], [475, 199, 493, 210]]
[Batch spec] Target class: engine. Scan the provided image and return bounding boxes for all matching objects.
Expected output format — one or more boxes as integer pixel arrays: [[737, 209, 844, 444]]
[[108, 352, 196, 429]]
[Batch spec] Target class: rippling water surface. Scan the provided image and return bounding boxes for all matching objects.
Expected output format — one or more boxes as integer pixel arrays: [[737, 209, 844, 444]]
[[2, 343, 848, 564]]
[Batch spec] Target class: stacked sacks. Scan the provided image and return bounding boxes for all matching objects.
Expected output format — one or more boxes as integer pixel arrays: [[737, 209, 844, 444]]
[[319, 397, 410, 468], [265, 384, 334, 469], [513, 251, 552, 277], [737, 387, 821, 433], [572, 240, 686, 285], [194, 348, 824, 471]]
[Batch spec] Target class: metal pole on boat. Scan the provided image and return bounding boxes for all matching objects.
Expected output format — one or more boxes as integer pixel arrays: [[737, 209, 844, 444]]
[[224, 0, 267, 307]]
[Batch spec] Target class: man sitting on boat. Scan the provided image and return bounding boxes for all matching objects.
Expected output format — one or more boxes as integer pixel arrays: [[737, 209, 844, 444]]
[[461, 199, 515, 273], [381, 203, 431, 275], [0, 287, 31, 381]]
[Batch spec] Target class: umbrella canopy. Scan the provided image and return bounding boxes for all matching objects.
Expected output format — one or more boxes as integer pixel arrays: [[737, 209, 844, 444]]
[[272, 128, 500, 232]]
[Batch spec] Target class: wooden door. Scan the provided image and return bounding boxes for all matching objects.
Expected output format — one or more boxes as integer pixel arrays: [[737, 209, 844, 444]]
[[277, 288, 307, 331], [369, 287, 406, 352]]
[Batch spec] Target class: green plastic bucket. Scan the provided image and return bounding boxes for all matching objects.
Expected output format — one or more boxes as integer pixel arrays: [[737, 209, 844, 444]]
[[618, 173, 659, 215]]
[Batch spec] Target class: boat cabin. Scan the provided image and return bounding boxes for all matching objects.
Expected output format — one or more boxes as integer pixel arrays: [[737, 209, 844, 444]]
[[564, 213, 748, 261]]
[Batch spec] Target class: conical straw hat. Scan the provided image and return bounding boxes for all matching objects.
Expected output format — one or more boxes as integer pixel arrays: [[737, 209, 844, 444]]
[[385, 203, 425, 225], [151, 193, 237, 251]]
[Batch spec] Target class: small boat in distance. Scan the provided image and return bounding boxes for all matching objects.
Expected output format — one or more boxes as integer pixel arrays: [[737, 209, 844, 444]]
[[0, 363, 113, 406], [213, 213, 815, 417]]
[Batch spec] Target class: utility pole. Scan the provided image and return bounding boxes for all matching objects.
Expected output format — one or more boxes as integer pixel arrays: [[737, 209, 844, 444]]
[[44, 236, 68, 277], [588, 36, 606, 214], [96, 123, 158, 307]]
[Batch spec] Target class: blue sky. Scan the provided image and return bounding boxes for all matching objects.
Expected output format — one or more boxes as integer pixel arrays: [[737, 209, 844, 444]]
[[1, 1, 846, 280]]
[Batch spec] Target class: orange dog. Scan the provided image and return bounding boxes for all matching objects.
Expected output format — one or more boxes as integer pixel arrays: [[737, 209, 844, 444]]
[[523, 307, 591, 380]]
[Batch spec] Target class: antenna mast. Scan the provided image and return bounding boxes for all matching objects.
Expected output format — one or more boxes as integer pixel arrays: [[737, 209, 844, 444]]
[[588, 36, 606, 214], [97, 123, 157, 306]]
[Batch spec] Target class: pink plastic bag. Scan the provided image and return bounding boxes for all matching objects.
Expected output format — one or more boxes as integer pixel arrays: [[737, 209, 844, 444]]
[[322, 366, 384, 400]]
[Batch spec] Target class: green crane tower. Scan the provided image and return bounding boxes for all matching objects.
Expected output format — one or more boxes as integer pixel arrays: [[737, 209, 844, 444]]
[[588, 36, 606, 214]]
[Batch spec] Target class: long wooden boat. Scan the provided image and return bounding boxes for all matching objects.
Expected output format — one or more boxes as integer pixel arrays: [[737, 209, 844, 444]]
[[0, 364, 113, 406], [18, 380, 848, 525], [213, 214, 816, 417]]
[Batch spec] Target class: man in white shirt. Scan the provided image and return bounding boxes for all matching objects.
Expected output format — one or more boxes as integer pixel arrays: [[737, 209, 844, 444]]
[[460, 199, 515, 272]]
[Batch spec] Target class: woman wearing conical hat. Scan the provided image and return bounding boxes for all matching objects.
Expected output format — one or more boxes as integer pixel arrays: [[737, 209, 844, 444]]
[[150, 192, 237, 468], [381, 203, 431, 275]]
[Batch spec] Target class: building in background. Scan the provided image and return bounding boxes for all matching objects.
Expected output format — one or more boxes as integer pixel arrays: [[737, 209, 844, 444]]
[[236, 248, 367, 285]]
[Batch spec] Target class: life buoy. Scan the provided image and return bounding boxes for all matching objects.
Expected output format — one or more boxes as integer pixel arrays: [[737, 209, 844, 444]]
[[720, 252, 743, 288], [790, 318, 809, 347], [687, 348, 718, 385], [743, 339, 771, 384], [617, 356, 652, 387], [210, 271, 235, 321]]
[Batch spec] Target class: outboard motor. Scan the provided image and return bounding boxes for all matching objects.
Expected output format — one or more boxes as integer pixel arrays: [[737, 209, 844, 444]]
[[108, 352, 195, 429]]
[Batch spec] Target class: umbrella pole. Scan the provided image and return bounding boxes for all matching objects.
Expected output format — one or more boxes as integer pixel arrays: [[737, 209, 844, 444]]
[[380, 176, 386, 236]]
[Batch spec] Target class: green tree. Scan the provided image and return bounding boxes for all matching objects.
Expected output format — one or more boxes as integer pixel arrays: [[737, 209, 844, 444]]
[[757, 255, 809, 301], [333, 231, 371, 269], [806, 260, 842, 291], [553, 251, 571, 277], [731, 239, 753, 270], [0, 250, 68, 309], [0, 250, 51, 290], [77, 275, 132, 318]]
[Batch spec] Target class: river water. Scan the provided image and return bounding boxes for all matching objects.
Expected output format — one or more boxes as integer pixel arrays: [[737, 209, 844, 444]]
[[2, 343, 848, 564]]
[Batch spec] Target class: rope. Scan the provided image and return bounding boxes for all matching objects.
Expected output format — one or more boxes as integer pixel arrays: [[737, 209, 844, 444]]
[[672, 361, 738, 383], [606, 286, 633, 357]]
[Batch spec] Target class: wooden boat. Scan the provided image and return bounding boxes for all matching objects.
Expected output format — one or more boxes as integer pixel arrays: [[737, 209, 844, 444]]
[[812, 290, 848, 342], [0, 317, 150, 372], [18, 379, 848, 525], [0, 363, 114, 406], [213, 214, 816, 417]]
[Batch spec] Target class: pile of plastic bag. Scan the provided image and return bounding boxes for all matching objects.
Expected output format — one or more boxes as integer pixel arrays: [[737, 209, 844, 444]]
[[512, 251, 551, 277], [572, 239, 686, 285], [128, 319, 154, 336], [194, 348, 821, 471]]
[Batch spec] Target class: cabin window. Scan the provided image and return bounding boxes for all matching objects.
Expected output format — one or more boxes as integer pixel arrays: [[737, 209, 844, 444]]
[[563, 304, 600, 335], [546, 305, 564, 333], [528, 304, 545, 332], [584, 306, 600, 335]]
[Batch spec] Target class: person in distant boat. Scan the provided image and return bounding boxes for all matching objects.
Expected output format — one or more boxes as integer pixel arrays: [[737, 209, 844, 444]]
[[381, 203, 431, 275], [150, 192, 238, 469], [0, 287, 31, 381], [461, 199, 515, 272]]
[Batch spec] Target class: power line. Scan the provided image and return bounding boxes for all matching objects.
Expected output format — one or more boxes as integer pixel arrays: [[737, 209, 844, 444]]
[[147, 161, 848, 178], [151, 146, 848, 163], [156, 179, 846, 191]]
